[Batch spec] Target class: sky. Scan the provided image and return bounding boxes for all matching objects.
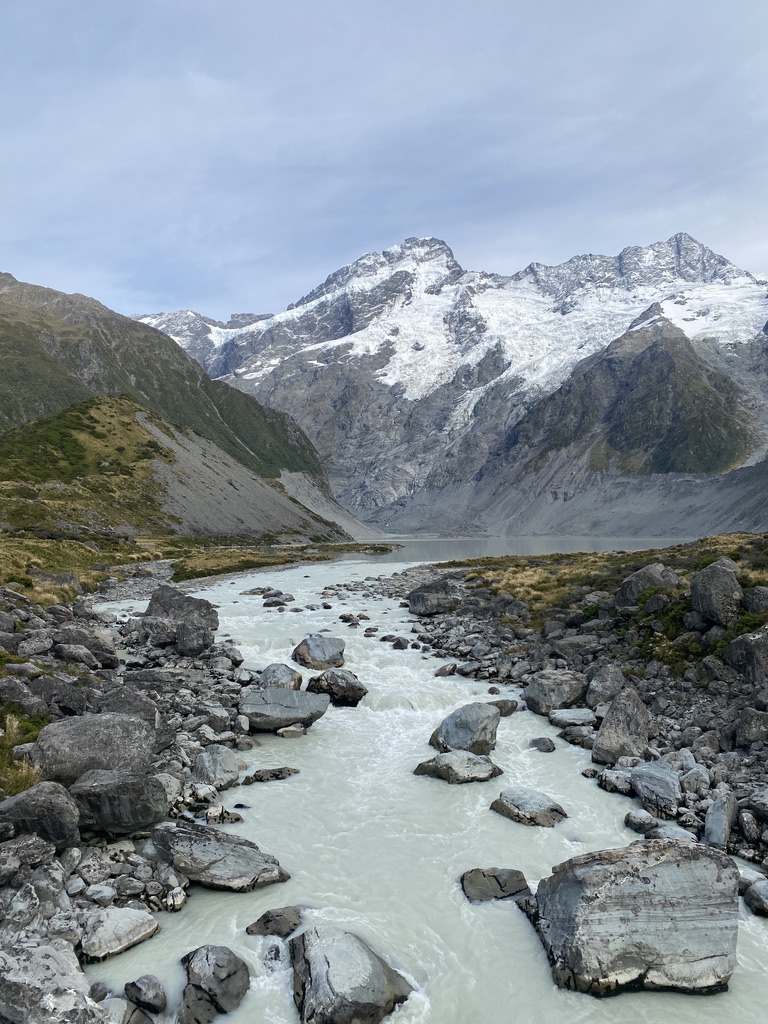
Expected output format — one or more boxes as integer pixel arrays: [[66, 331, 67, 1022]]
[[1, 0, 766, 321]]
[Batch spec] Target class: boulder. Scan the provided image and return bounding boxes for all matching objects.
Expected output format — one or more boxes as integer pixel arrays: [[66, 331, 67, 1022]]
[[615, 563, 677, 607], [290, 925, 412, 1024], [429, 702, 500, 755], [52, 625, 119, 668], [192, 745, 243, 790], [460, 867, 530, 903], [703, 787, 737, 849], [124, 975, 167, 1015], [80, 907, 159, 962], [152, 820, 289, 891], [521, 839, 739, 995], [307, 669, 368, 707], [175, 622, 215, 656], [548, 708, 596, 728], [259, 663, 303, 689], [750, 786, 768, 821], [734, 707, 768, 748], [292, 634, 345, 669], [178, 945, 249, 1024], [144, 585, 219, 630], [523, 670, 587, 716], [239, 687, 329, 732], [585, 664, 626, 708], [630, 761, 682, 819], [408, 579, 460, 616], [742, 585, 768, 614], [31, 713, 155, 785], [490, 787, 567, 827], [691, 562, 743, 628], [591, 687, 649, 765], [529, 737, 556, 753], [0, 781, 80, 850], [414, 751, 503, 784], [0, 944, 111, 1024], [743, 879, 768, 915], [246, 905, 303, 937], [70, 770, 169, 833], [723, 625, 768, 686]]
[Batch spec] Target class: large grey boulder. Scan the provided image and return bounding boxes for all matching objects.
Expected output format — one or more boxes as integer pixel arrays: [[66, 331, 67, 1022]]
[[414, 751, 502, 784], [743, 879, 768, 915], [70, 770, 169, 833], [192, 745, 243, 790], [152, 820, 290, 891], [292, 634, 345, 669], [723, 625, 768, 686], [0, 944, 111, 1024], [408, 579, 460, 616], [0, 781, 80, 851], [52, 625, 119, 668], [145, 585, 219, 630], [31, 713, 155, 785], [290, 925, 412, 1024], [429, 702, 500, 755], [750, 786, 768, 820], [80, 907, 159, 962], [691, 561, 743, 628], [703, 788, 738, 849], [490, 787, 567, 827], [460, 867, 531, 903], [734, 707, 768, 748], [615, 563, 677, 607], [178, 945, 249, 1024], [124, 975, 167, 1015], [259, 663, 303, 689], [630, 761, 682, 819], [523, 670, 587, 716], [239, 686, 329, 731], [522, 840, 739, 995], [307, 669, 368, 707], [591, 687, 649, 765], [585, 664, 626, 708]]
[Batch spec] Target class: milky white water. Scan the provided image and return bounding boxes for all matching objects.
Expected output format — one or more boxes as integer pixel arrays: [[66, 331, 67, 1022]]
[[89, 556, 768, 1023]]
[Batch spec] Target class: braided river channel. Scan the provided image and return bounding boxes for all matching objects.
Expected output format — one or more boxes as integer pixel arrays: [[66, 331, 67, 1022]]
[[89, 547, 768, 1024]]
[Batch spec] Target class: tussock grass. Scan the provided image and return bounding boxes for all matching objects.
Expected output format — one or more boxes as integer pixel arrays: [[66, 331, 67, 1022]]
[[0, 708, 47, 796]]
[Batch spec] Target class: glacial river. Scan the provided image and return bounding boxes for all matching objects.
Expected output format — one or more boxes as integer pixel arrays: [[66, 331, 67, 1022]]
[[89, 549, 767, 1024]]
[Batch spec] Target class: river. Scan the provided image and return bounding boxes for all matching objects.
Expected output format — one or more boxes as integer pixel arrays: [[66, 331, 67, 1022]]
[[88, 545, 767, 1023]]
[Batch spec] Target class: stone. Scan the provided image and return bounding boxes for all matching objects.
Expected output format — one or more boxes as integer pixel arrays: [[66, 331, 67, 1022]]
[[624, 809, 658, 834], [615, 563, 677, 607], [743, 879, 768, 915], [548, 708, 596, 728], [31, 713, 155, 785], [723, 625, 768, 686], [0, 944, 111, 1024], [585, 664, 626, 708], [290, 925, 412, 1024], [292, 634, 345, 669], [0, 781, 80, 851], [734, 707, 768, 748], [53, 643, 100, 669], [259, 663, 303, 689], [630, 761, 682, 819], [413, 750, 503, 784], [52, 624, 119, 668], [124, 975, 167, 1015], [152, 820, 290, 891], [245, 905, 303, 937], [591, 687, 650, 765], [192, 744, 243, 790], [742, 585, 768, 613], [70, 770, 169, 834], [529, 737, 556, 753], [691, 562, 743, 628], [488, 698, 518, 716], [749, 786, 768, 821], [239, 686, 329, 731], [178, 945, 249, 1024], [307, 669, 368, 706], [429, 702, 500, 755], [523, 669, 587, 715], [490, 786, 567, 827], [522, 839, 739, 995], [703, 788, 737, 849], [646, 824, 698, 841], [408, 579, 460, 616], [145, 585, 219, 630], [244, 766, 300, 783], [460, 867, 531, 903], [175, 622, 215, 656], [81, 907, 159, 962]]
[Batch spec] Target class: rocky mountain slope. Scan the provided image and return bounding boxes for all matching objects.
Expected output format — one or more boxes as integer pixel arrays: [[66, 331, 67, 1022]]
[[142, 234, 768, 535]]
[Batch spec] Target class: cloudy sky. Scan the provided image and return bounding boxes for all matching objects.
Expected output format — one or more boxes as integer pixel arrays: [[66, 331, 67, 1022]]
[[2, 1, 766, 320]]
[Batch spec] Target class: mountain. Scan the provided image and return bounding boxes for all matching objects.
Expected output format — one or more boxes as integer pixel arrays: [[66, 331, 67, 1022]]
[[140, 234, 768, 536], [0, 273, 362, 541]]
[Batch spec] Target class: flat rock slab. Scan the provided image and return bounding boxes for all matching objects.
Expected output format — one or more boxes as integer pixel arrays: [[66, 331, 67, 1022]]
[[490, 787, 567, 827], [290, 925, 412, 1024], [152, 820, 290, 891], [239, 686, 329, 731], [81, 907, 159, 962], [460, 867, 531, 903], [523, 839, 740, 995], [414, 751, 503, 784]]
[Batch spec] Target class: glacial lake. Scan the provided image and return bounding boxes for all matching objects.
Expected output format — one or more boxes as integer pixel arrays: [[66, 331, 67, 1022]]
[[89, 545, 766, 1024]]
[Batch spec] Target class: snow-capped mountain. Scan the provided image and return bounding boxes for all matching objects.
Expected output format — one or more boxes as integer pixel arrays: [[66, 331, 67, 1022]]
[[140, 234, 768, 532]]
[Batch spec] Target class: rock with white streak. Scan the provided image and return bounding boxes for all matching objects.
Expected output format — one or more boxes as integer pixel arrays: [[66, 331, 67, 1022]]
[[80, 907, 159, 962]]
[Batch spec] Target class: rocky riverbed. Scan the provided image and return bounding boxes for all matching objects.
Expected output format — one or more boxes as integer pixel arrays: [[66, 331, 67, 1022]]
[[0, 552, 767, 1022]]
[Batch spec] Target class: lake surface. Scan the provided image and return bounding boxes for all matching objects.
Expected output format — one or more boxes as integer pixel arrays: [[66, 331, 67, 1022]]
[[89, 547, 766, 1024], [362, 535, 695, 563]]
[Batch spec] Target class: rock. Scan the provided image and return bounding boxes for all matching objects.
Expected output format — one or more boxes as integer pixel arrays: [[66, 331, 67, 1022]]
[[624, 809, 658, 834], [0, 781, 80, 850], [429, 702, 500, 755], [53, 643, 100, 669], [259, 663, 303, 689], [414, 751, 503, 784], [490, 786, 567, 827], [239, 687, 329, 732], [742, 585, 768, 613], [81, 907, 159, 962], [176, 622, 215, 656], [522, 839, 739, 995], [70, 770, 169, 833], [529, 737, 556, 753], [630, 762, 682, 818], [734, 707, 768, 748], [523, 669, 587, 715], [703, 788, 737, 849], [585, 664, 626, 708], [597, 768, 634, 795], [292, 634, 345, 669], [306, 669, 368, 707], [31, 713, 155, 785], [152, 820, 290, 891], [53, 624, 119, 668], [0, 944, 111, 1024], [245, 905, 303, 937], [691, 562, 743, 628], [290, 925, 412, 1024], [723, 625, 768, 686], [743, 879, 768, 915], [244, 766, 300, 783], [123, 974, 166, 1015], [178, 945, 249, 1024], [192, 745, 243, 790], [750, 786, 768, 820], [591, 687, 650, 765], [145, 585, 219, 630], [646, 823, 698, 841], [408, 579, 460, 616], [615, 563, 677, 607], [460, 867, 531, 903], [548, 708, 596, 728], [0, 833, 55, 886], [488, 698, 518, 716]]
